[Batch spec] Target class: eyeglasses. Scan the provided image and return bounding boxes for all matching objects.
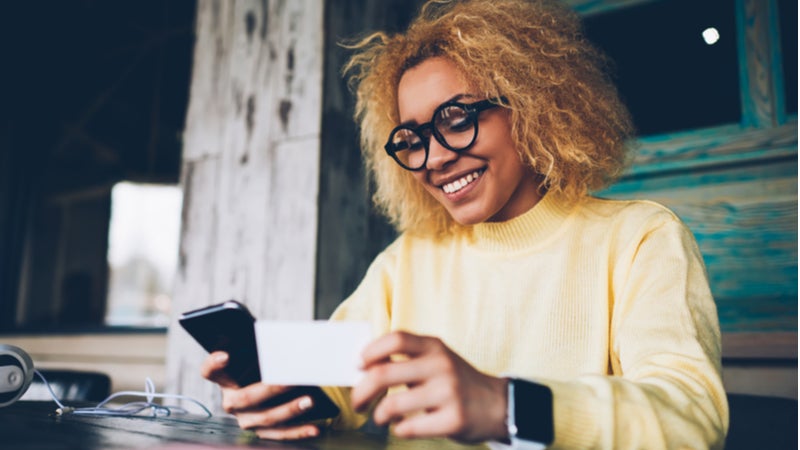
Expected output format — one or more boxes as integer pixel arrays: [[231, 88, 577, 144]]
[[384, 97, 506, 171]]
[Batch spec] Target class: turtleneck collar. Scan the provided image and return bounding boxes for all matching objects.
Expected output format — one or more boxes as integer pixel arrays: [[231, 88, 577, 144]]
[[468, 192, 576, 252]]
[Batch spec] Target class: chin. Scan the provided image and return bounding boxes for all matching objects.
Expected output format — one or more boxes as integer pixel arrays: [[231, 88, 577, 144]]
[[446, 208, 491, 226]]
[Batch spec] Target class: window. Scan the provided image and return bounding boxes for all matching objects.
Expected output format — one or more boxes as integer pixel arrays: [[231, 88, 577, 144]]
[[582, 0, 740, 136], [0, 1, 195, 332], [106, 182, 182, 327]]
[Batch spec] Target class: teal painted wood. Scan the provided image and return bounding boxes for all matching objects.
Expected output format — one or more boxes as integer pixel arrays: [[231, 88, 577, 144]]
[[628, 120, 796, 177], [562, 0, 660, 16], [736, 0, 786, 128]]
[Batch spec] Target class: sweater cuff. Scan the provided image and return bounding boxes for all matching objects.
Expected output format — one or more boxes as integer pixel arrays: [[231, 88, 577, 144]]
[[539, 378, 603, 448]]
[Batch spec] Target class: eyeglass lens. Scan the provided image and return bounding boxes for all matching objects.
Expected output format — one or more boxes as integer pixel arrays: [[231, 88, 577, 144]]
[[390, 104, 477, 169]]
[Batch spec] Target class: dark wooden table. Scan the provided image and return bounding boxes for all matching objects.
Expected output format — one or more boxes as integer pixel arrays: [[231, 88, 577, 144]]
[[0, 401, 488, 449]]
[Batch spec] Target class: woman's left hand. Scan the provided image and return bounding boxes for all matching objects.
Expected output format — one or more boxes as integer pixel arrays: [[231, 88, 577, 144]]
[[351, 331, 509, 443]]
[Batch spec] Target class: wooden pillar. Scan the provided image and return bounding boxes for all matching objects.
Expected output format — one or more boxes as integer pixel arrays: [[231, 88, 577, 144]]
[[166, 0, 324, 409], [736, 0, 786, 128]]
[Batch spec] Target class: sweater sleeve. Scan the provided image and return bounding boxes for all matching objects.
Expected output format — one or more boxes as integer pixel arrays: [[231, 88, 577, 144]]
[[540, 214, 729, 449], [320, 248, 396, 430]]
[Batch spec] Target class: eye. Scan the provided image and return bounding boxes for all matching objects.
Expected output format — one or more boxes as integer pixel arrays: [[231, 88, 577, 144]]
[[392, 129, 424, 152], [436, 107, 472, 133]]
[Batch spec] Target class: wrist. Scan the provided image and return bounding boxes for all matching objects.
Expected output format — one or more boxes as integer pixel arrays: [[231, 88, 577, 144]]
[[493, 377, 512, 442]]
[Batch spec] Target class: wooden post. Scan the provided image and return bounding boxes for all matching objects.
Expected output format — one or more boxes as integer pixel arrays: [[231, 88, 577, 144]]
[[736, 0, 786, 128], [166, 0, 324, 410]]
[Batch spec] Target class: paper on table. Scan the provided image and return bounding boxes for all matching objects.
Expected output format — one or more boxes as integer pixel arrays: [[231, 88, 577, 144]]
[[254, 320, 372, 387]]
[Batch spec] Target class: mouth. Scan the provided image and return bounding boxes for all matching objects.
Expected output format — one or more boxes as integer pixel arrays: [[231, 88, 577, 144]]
[[441, 169, 485, 194]]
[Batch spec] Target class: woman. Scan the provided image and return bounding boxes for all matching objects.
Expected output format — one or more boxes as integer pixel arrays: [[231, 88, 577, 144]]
[[202, 0, 728, 448]]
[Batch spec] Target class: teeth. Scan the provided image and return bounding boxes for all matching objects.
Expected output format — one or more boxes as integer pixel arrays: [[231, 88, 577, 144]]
[[443, 170, 483, 194]]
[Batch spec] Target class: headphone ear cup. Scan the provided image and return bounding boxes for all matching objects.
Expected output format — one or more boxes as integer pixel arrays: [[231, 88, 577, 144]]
[[0, 344, 35, 407]]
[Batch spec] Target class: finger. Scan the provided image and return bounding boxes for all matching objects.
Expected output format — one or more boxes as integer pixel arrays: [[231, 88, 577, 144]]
[[352, 358, 438, 412], [253, 423, 320, 440], [392, 408, 462, 440], [361, 331, 437, 368], [222, 383, 293, 413], [235, 395, 316, 429], [371, 383, 446, 426], [200, 352, 238, 388]]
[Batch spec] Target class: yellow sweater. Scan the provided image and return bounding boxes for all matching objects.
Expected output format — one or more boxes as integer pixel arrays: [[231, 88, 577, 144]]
[[325, 193, 729, 449]]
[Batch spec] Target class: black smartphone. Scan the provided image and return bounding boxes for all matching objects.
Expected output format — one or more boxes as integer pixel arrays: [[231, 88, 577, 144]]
[[179, 300, 340, 423]]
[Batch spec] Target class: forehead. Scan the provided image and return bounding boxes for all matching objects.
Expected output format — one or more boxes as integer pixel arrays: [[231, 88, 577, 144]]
[[397, 57, 469, 122]]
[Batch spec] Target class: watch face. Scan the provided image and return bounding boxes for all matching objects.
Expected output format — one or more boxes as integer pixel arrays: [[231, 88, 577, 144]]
[[512, 378, 555, 444]]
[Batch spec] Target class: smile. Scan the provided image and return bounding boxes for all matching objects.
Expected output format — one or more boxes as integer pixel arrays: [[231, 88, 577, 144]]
[[442, 169, 484, 194]]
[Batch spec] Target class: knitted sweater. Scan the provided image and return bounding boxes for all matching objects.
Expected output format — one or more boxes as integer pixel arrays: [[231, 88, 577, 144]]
[[324, 193, 729, 449]]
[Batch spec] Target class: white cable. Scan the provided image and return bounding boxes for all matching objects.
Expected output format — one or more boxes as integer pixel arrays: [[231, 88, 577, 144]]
[[33, 369, 212, 418]]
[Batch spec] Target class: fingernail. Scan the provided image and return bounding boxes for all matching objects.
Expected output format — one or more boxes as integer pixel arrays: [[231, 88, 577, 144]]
[[214, 353, 229, 363], [298, 396, 313, 411]]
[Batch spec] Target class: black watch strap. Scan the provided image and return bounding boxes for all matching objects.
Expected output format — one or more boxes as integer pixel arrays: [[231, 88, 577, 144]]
[[508, 378, 554, 445]]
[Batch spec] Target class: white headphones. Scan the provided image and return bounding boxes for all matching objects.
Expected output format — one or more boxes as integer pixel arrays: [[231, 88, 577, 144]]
[[0, 344, 34, 407]]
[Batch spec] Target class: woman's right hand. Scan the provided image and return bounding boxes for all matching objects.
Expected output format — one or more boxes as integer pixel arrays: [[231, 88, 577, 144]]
[[200, 351, 321, 440]]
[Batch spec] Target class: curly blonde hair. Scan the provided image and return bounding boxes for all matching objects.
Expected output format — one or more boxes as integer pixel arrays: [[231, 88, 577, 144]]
[[344, 0, 634, 236]]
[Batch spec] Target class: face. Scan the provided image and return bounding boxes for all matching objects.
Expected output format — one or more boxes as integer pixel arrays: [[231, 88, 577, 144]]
[[396, 57, 542, 225]]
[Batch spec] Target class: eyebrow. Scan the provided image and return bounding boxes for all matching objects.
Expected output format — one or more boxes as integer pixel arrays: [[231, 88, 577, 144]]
[[398, 93, 476, 128]]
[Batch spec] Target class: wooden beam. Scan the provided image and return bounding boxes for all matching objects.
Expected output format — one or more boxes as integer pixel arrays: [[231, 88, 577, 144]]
[[623, 120, 797, 178], [722, 331, 797, 359], [562, 0, 660, 16]]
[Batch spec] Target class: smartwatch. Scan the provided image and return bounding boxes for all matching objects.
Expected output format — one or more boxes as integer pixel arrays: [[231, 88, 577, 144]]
[[506, 378, 554, 447]]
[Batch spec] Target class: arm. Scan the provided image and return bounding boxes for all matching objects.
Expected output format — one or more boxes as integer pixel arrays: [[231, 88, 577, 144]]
[[539, 216, 728, 449]]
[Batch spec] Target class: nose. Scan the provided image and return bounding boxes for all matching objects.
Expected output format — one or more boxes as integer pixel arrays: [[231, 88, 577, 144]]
[[425, 137, 458, 171]]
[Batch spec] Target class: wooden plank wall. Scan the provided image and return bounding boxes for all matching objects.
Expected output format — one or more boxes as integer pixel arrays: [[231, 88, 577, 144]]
[[165, 0, 324, 411]]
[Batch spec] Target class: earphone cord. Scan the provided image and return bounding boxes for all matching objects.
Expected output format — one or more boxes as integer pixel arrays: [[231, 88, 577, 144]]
[[33, 369, 212, 418]]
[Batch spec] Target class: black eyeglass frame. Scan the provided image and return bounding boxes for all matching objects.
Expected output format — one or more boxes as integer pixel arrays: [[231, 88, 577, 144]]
[[383, 97, 507, 171]]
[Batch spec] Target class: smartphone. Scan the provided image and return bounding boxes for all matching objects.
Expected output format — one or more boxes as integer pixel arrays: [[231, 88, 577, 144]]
[[179, 300, 340, 423]]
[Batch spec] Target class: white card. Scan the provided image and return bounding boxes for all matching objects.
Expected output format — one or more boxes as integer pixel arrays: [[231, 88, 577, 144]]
[[254, 320, 372, 386]]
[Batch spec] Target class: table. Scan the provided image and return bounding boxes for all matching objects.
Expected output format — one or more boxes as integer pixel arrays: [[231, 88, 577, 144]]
[[0, 401, 489, 449]]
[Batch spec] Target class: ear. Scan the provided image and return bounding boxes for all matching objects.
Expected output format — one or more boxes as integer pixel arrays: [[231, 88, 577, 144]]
[[0, 344, 34, 407]]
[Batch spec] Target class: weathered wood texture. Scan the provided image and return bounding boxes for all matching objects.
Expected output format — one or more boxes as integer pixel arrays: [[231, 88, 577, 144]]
[[166, 0, 324, 410], [736, 0, 786, 127], [315, 0, 426, 320], [563, 0, 661, 16]]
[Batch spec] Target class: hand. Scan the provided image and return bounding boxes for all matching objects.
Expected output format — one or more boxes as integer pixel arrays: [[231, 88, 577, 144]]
[[351, 331, 508, 443], [200, 351, 320, 440]]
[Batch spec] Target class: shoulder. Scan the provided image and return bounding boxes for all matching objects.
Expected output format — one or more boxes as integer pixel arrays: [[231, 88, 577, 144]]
[[567, 196, 699, 259], [575, 196, 685, 233]]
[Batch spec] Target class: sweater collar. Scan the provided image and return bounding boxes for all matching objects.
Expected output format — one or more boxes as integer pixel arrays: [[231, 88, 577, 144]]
[[468, 192, 575, 252]]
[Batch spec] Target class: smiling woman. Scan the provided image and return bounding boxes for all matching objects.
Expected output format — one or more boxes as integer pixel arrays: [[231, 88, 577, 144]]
[[200, 0, 729, 448]]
